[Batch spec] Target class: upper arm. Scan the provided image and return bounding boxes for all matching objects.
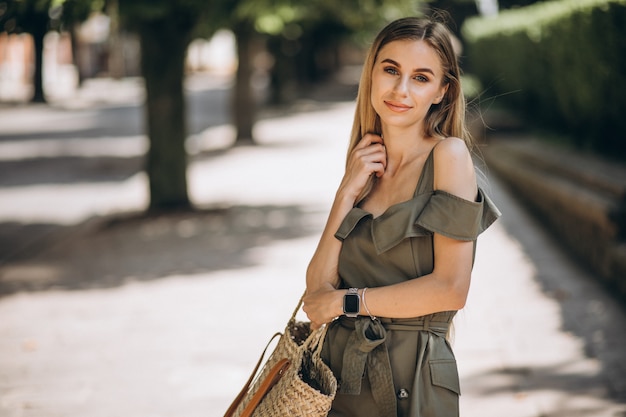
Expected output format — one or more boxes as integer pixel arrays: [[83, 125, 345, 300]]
[[430, 138, 477, 305], [432, 137, 477, 201]]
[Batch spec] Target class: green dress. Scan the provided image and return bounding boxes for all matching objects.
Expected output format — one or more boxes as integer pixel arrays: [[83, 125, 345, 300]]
[[321, 148, 501, 417]]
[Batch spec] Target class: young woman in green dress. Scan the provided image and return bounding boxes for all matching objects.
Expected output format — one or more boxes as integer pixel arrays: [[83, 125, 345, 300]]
[[303, 16, 500, 417]]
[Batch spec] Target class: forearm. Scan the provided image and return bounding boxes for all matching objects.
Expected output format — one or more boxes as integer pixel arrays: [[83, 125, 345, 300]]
[[306, 191, 355, 293], [313, 273, 467, 322], [334, 237, 474, 319], [356, 272, 469, 319]]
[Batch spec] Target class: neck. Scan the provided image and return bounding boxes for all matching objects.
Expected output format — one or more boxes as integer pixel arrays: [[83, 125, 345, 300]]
[[381, 124, 430, 176]]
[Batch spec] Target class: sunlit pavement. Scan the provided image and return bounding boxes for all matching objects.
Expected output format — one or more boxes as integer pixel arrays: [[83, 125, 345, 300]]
[[0, 76, 625, 417]]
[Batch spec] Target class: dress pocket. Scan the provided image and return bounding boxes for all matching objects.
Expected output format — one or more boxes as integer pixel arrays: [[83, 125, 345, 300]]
[[429, 359, 461, 395]]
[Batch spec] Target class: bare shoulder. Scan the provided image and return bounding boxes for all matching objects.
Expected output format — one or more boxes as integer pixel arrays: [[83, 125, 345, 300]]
[[433, 137, 471, 161], [432, 137, 477, 201]]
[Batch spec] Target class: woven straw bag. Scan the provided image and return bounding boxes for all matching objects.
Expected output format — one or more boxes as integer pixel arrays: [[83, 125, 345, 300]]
[[224, 296, 337, 417]]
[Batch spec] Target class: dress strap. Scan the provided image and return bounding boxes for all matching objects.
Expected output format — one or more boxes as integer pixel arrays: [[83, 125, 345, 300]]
[[414, 146, 436, 196]]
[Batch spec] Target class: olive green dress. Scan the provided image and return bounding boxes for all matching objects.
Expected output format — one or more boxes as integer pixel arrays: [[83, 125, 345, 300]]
[[321, 148, 501, 417]]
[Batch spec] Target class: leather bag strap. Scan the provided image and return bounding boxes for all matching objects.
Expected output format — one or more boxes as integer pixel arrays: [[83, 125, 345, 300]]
[[239, 358, 291, 417], [223, 292, 307, 417], [223, 332, 282, 417]]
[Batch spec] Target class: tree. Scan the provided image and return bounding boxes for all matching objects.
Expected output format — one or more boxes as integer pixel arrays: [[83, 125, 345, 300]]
[[202, 0, 258, 145], [231, 18, 257, 144], [105, 0, 122, 78], [60, 0, 97, 86], [120, 1, 230, 211], [0, 0, 55, 102]]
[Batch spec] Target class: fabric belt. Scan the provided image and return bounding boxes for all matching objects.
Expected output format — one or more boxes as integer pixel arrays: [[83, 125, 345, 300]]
[[337, 316, 451, 417]]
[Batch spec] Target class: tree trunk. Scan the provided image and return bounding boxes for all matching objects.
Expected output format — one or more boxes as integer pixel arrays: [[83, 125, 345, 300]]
[[107, 0, 125, 78], [69, 25, 85, 87], [267, 36, 297, 105], [139, 17, 193, 211], [31, 26, 46, 103], [233, 20, 256, 145]]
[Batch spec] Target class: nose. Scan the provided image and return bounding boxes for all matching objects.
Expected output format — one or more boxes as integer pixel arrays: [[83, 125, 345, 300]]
[[393, 75, 409, 96]]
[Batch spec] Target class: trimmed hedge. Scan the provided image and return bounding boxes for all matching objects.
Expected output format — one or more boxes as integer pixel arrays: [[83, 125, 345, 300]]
[[462, 0, 626, 157]]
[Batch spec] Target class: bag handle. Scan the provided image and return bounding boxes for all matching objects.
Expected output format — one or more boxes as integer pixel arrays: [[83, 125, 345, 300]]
[[288, 291, 306, 323], [306, 324, 329, 358], [224, 291, 306, 417], [291, 291, 330, 359], [223, 331, 282, 417]]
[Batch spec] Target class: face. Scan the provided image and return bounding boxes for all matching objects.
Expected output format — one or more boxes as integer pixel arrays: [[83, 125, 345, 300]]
[[370, 39, 448, 134]]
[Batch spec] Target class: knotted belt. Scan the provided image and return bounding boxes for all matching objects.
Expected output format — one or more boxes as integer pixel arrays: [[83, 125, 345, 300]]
[[338, 315, 451, 417]]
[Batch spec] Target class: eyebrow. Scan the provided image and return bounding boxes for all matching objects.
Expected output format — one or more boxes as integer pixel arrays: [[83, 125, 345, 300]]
[[381, 58, 435, 75]]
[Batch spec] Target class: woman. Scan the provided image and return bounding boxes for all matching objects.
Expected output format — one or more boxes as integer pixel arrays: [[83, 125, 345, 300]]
[[302, 16, 501, 417]]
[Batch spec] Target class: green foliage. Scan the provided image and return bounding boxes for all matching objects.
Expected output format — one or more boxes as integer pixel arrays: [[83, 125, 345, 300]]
[[230, 0, 419, 40], [463, 0, 626, 157], [0, 0, 53, 33], [120, 0, 236, 40], [0, 0, 102, 33], [60, 0, 101, 27], [120, 0, 204, 27], [224, 0, 422, 101]]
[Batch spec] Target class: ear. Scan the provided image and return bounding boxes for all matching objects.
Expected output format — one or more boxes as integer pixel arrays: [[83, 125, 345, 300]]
[[434, 83, 449, 104]]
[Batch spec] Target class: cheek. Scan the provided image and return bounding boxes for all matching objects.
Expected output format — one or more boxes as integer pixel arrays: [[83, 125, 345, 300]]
[[370, 74, 384, 97], [370, 76, 385, 109], [411, 85, 443, 103]]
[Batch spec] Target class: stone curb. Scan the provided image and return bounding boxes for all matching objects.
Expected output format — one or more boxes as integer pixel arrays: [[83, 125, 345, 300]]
[[483, 136, 626, 299]]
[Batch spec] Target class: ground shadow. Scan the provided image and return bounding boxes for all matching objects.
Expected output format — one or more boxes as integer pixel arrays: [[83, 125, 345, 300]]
[[0, 87, 231, 143], [0, 204, 321, 296], [0, 134, 318, 188], [0, 155, 144, 187], [466, 361, 626, 416], [0, 78, 353, 188]]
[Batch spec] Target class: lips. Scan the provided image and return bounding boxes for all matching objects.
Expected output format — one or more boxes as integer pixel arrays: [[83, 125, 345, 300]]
[[384, 100, 412, 112]]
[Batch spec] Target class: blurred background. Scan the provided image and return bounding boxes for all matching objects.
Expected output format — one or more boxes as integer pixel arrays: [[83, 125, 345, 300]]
[[0, 0, 625, 416]]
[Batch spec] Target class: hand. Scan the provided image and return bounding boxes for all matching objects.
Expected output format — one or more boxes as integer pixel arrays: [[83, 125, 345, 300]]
[[303, 284, 343, 330], [339, 133, 386, 202]]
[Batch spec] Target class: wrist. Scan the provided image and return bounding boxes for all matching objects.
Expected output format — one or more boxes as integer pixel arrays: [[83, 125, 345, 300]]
[[335, 186, 359, 208], [342, 288, 360, 317], [330, 289, 345, 319]]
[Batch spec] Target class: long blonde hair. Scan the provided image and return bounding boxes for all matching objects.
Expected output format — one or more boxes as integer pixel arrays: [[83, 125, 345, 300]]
[[348, 17, 471, 201]]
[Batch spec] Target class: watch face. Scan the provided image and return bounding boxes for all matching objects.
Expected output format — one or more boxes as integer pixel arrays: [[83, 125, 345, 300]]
[[344, 294, 359, 314]]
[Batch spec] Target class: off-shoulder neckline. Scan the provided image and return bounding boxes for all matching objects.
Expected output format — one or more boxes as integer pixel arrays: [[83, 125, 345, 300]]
[[357, 145, 437, 220]]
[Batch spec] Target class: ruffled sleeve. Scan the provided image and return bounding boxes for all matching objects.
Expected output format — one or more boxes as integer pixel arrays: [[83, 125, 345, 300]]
[[335, 207, 372, 241], [334, 188, 501, 255], [415, 188, 501, 241]]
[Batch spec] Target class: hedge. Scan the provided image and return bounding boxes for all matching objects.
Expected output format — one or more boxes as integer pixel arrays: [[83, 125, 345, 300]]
[[462, 0, 626, 157]]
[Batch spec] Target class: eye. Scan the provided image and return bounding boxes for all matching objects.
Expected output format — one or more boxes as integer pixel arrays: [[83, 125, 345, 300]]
[[384, 66, 399, 76], [414, 74, 429, 83]]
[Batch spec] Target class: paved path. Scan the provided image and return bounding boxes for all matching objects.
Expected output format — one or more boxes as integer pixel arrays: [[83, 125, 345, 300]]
[[0, 77, 625, 417]]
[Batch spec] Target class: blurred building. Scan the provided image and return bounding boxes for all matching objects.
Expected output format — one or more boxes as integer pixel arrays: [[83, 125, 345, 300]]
[[0, 12, 142, 102]]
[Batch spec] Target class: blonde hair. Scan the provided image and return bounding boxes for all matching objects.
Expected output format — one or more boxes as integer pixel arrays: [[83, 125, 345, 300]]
[[348, 17, 471, 201]]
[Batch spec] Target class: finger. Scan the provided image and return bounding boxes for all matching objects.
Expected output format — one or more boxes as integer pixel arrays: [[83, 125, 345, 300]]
[[356, 148, 387, 170], [364, 132, 383, 142], [355, 133, 383, 149], [357, 142, 385, 155], [352, 144, 386, 165], [366, 162, 385, 178]]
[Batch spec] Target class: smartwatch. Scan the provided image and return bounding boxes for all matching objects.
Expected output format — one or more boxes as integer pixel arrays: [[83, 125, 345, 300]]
[[343, 288, 360, 318]]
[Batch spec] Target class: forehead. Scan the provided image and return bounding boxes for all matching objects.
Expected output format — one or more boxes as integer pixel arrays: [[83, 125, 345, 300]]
[[376, 39, 443, 74]]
